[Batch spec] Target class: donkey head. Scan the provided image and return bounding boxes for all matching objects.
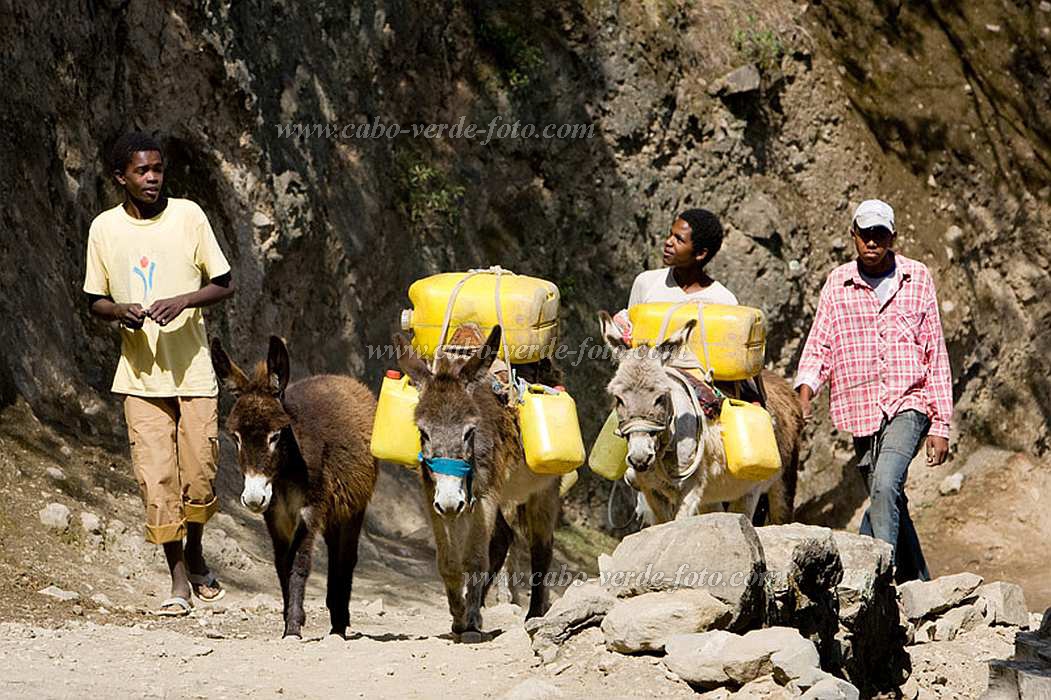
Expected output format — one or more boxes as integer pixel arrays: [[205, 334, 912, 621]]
[[210, 335, 292, 514], [598, 311, 697, 473], [394, 326, 503, 517]]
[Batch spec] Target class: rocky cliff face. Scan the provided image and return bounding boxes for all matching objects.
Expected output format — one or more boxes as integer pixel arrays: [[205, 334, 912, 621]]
[[1, 0, 1048, 525]]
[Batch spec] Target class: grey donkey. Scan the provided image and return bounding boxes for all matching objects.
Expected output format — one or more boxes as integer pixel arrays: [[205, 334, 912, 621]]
[[394, 325, 561, 642], [598, 311, 802, 525]]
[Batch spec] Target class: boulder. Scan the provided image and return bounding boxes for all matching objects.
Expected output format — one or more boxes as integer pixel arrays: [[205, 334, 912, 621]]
[[800, 677, 861, 700], [732, 674, 794, 699], [709, 64, 762, 97], [932, 603, 983, 642], [663, 627, 819, 689], [897, 572, 984, 621], [757, 524, 843, 669], [602, 513, 766, 630], [601, 588, 732, 653], [38, 585, 79, 601], [502, 679, 563, 700], [38, 503, 71, 531], [976, 582, 1029, 627], [983, 660, 1051, 699], [831, 531, 908, 694], [526, 580, 616, 663], [1014, 630, 1051, 666]]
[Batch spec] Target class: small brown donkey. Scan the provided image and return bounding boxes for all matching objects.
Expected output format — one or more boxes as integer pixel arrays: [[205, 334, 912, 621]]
[[211, 336, 378, 638], [395, 326, 560, 643]]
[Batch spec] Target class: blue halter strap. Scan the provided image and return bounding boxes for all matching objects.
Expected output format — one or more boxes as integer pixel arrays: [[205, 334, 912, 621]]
[[418, 453, 475, 504]]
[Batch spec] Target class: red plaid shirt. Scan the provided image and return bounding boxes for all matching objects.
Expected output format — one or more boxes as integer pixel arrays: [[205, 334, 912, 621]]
[[794, 254, 953, 439]]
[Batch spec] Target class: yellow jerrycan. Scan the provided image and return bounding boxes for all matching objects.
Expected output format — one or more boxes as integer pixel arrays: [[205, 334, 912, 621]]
[[369, 370, 422, 467], [719, 399, 781, 481], [517, 385, 586, 475], [588, 410, 629, 480], [402, 269, 560, 364], [628, 302, 766, 381]]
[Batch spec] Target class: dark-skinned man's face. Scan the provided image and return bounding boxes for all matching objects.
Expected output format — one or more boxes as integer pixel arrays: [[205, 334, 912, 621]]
[[115, 150, 164, 204], [662, 217, 708, 268], [852, 224, 895, 269]]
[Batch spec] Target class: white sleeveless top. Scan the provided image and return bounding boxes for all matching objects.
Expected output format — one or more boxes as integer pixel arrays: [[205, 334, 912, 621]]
[[628, 268, 739, 307]]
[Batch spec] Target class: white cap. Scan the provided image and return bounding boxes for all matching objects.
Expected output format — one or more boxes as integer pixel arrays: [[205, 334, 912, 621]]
[[852, 199, 895, 233]]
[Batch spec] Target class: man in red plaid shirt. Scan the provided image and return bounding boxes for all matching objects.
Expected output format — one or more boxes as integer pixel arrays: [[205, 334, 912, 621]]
[[795, 199, 952, 582]]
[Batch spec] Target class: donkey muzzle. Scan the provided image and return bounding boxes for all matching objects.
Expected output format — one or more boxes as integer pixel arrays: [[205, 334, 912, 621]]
[[241, 472, 273, 513], [421, 455, 473, 518]]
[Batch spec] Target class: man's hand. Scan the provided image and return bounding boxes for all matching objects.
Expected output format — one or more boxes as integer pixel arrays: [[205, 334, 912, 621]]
[[926, 435, 949, 466], [147, 295, 189, 326], [796, 385, 814, 424], [116, 303, 147, 329]]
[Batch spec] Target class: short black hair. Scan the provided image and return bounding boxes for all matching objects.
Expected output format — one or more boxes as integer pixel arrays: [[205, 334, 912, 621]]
[[109, 132, 162, 174], [678, 208, 724, 262]]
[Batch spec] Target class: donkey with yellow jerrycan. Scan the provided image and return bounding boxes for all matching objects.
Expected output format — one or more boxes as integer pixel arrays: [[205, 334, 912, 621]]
[[371, 268, 585, 640], [592, 301, 804, 526]]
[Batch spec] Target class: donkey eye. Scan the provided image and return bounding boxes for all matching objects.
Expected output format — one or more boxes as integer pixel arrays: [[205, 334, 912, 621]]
[[268, 431, 281, 447], [418, 427, 429, 444], [231, 431, 242, 449], [463, 425, 476, 444]]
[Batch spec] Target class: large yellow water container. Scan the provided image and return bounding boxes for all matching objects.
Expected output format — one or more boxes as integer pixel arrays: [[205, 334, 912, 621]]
[[588, 410, 629, 481], [369, 370, 422, 467], [719, 399, 781, 481], [517, 385, 586, 475], [402, 269, 559, 364], [628, 302, 766, 380]]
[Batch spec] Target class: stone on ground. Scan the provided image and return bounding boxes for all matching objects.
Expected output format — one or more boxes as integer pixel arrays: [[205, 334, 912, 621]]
[[898, 572, 983, 621], [663, 627, 819, 689], [38, 503, 71, 531], [932, 603, 983, 642], [601, 588, 732, 653], [527, 580, 616, 663], [601, 513, 765, 630], [976, 582, 1029, 627], [983, 660, 1051, 699], [502, 679, 563, 700], [800, 676, 861, 700]]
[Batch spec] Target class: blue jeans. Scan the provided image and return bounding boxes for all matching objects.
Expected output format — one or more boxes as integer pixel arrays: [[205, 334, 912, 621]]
[[854, 410, 931, 583]]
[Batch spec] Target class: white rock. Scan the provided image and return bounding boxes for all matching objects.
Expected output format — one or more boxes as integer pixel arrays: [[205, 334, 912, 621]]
[[501, 679, 563, 700], [80, 512, 103, 534], [38, 586, 79, 602], [975, 582, 1028, 627], [39, 503, 71, 531], [664, 627, 819, 688], [90, 593, 113, 608], [601, 588, 732, 653], [45, 467, 65, 481], [800, 677, 860, 700], [898, 572, 983, 621], [932, 603, 982, 641], [938, 472, 964, 496]]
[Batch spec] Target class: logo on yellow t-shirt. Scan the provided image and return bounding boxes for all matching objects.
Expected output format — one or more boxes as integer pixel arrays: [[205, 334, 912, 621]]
[[132, 255, 156, 302]]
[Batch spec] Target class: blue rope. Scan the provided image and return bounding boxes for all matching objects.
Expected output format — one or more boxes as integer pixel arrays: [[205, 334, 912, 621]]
[[418, 453, 474, 503]]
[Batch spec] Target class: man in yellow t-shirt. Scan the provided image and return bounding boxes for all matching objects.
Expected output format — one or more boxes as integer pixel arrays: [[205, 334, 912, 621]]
[[84, 132, 235, 616]]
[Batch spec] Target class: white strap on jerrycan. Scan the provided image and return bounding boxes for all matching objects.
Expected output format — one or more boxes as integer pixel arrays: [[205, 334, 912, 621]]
[[429, 266, 518, 400]]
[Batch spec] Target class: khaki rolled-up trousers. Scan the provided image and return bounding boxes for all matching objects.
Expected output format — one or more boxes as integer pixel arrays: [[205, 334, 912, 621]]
[[124, 395, 220, 544]]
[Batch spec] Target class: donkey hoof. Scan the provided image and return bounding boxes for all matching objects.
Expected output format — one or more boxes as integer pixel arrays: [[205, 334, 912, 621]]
[[281, 631, 303, 641], [458, 626, 489, 643]]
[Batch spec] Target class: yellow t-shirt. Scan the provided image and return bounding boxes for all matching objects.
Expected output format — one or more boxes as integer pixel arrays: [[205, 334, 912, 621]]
[[83, 198, 231, 398]]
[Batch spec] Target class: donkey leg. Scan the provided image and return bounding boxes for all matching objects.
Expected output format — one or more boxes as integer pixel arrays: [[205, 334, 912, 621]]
[[324, 509, 364, 638], [728, 489, 763, 521], [283, 522, 316, 638], [482, 509, 514, 606], [461, 505, 498, 638], [524, 481, 560, 620], [264, 509, 292, 620]]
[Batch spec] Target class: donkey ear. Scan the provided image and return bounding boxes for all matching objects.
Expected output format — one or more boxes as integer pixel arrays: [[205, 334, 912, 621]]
[[394, 333, 432, 389], [598, 310, 630, 359], [211, 337, 249, 396], [458, 324, 501, 382], [656, 319, 697, 366], [267, 335, 291, 395]]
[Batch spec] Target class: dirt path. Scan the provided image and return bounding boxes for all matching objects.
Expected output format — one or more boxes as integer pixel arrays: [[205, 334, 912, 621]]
[[0, 567, 695, 699]]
